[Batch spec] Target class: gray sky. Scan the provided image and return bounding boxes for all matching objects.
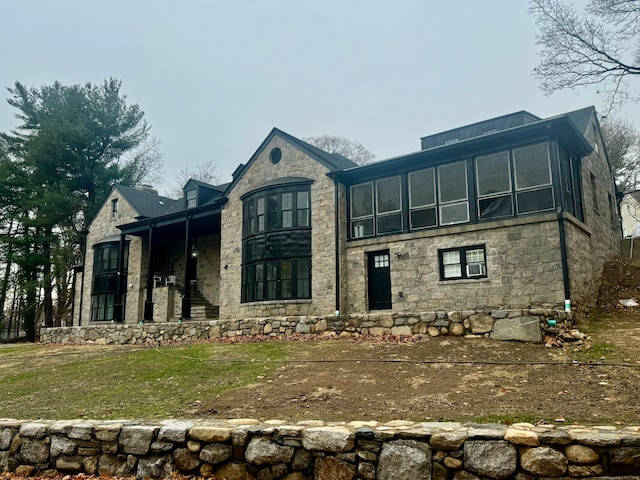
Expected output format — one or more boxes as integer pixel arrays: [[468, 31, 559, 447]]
[[1, 0, 637, 193]]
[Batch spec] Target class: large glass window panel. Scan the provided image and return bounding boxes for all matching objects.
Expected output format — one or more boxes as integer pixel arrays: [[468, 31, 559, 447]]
[[409, 168, 436, 208], [266, 262, 278, 299], [438, 161, 468, 203], [476, 151, 510, 195], [516, 187, 555, 214], [376, 176, 402, 214], [281, 261, 293, 298], [410, 207, 437, 229], [297, 260, 311, 298], [267, 194, 279, 230], [282, 193, 293, 228], [377, 213, 402, 234], [255, 263, 264, 300], [351, 183, 374, 218], [440, 202, 469, 225], [514, 143, 551, 189], [297, 191, 310, 227], [257, 198, 265, 232], [478, 195, 513, 219], [352, 218, 374, 238]]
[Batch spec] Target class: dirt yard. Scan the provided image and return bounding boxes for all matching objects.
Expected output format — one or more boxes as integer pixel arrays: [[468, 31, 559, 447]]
[[190, 259, 640, 425], [188, 309, 640, 425]]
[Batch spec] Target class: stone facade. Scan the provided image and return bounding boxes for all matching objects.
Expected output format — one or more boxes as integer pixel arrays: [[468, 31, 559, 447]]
[[564, 123, 621, 316], [344, 214, 566, 314], [73, 188, 145, 326], [2, 419, 639, 479], [72, 109, 621, 333], [219, 135, 338, 319]]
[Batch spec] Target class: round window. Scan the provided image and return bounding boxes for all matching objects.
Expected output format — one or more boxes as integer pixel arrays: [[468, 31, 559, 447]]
[[270, 147, 282, 164]]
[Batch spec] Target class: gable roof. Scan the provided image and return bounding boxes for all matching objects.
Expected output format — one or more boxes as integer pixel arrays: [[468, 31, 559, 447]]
[[115, 185, 182, 218], [223, 128, 357, 196], [565, 106, 595, 135]]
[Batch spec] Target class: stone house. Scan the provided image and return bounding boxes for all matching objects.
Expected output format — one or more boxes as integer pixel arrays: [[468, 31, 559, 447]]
[[71, 106, 620, 330]]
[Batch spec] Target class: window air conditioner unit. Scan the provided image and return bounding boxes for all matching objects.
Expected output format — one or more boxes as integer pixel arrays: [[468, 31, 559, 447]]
[[165, 275, 177, 286], [153, 275, 162, 288], [466, 263, 485, 277], [354, 224, 364, 238]]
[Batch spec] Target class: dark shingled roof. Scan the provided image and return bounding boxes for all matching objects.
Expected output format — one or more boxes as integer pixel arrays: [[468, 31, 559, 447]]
[[273, 128, 358, 171], [116, 185, 182, 218], [566, 106, 595, 135]]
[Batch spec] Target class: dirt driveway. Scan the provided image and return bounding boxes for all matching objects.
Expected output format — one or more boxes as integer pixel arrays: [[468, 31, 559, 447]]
[[192, 310, 640, 425]]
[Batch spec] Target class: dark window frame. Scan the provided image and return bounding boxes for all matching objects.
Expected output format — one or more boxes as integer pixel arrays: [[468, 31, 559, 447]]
[[241, 183, 312, 303], [186, 189, 197, 208], [91, 241, 128, 322], [438, 245, 487, 281]]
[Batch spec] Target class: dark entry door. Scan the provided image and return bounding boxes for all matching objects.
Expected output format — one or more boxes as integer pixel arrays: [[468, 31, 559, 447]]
[[368, 250, 392, 310]]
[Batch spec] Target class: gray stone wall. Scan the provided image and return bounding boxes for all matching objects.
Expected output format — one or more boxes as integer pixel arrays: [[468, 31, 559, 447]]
[[42, 308, 569, 344], [219, 135, 338, 319], [2, 419, 639, 479], [564, 126, 621, 317], [76, 189, 144, 326], [345, 214, 565, 314]]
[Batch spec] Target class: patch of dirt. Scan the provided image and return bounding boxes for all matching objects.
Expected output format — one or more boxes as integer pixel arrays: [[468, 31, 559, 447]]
[[189, 259, 640, 425], [190, 311, 640, 425], [598, 257, 640, 310]]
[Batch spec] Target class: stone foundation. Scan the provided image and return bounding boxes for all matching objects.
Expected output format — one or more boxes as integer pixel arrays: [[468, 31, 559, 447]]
[[1, 419, 639, 479], [41, 309, 573, 344]]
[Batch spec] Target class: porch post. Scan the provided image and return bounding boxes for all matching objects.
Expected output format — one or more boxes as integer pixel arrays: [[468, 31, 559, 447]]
[[114, 233, 126, 322], [181, 216, 192, 320], [144, 225, 154, 321]]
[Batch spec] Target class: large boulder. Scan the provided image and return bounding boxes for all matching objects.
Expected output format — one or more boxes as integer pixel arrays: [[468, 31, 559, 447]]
[[490, 316, 541, 342]]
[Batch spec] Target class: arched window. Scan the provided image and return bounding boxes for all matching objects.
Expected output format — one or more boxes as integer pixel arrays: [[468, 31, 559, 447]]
[[241, 179, 312, 302], [91, 237, 129, 322]]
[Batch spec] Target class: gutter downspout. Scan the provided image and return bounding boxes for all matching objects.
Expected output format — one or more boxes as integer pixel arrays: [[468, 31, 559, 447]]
[[78, 230, 88, 326], [334, 178, 341, 316], [557, 208, 571, 311]]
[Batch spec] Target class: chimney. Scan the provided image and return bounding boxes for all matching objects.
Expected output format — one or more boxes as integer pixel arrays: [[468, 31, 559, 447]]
[[137, 184, 158, 195]]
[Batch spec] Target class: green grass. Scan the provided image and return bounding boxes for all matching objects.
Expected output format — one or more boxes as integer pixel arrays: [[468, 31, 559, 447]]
[[0, 342, 293, 420]]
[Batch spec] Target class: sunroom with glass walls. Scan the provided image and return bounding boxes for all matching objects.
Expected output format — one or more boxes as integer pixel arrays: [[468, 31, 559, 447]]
[[348, 140, 581, 240]]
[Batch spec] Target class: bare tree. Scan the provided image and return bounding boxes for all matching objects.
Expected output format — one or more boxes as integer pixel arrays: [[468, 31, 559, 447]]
[[601, 115, 640, 192], [303, 135, 375, 165], [164, 159, 221, 199], [117, 136, 165, 188], [530, 0, 640, 112]]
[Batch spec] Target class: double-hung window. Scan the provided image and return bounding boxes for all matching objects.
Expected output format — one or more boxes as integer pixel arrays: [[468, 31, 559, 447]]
[[439, 246, 487, 280]]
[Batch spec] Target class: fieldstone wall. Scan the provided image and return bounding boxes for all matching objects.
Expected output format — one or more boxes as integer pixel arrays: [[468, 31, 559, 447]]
[[1, 419, 639, 479], [41, 308, 571, 344]]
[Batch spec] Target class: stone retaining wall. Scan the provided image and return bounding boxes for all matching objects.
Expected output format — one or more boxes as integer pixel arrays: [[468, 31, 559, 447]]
[[1, 419, 639, 479], [42, 309, 572, 344]]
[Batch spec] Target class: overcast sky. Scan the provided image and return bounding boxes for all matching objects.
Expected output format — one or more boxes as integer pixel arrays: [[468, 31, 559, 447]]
[[1, 0, 637, 194]]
